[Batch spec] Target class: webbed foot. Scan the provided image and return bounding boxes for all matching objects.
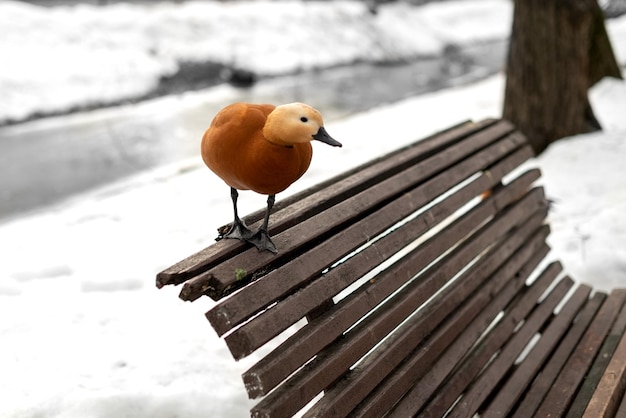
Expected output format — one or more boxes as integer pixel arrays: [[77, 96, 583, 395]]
[[222, 218, 254, 241], [218, 187, 254, 242], [246, 229, 278, 254]]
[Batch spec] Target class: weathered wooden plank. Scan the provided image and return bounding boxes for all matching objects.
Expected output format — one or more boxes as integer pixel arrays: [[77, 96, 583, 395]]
[[569, 292, 626, 417], [324, 228, 551, 418], [581, 302, 626, 418], [154, 119, 626, 418], [223, 174, 486, 352], [248, 189, 546, 416], [512, 291, 607, 418], [419, 262, 564, 417], [246, 215, 547, 403], [482, 284, 593, 418], [368, 229, 551, 418], [617, 387, 626, 418], [449, 276, 575, 416], [207, 150, 532, 338], [243, 188, 546, 398], [178, 129, 528, 302], [157, 120, 626, 418], [206, 146, 536, 339], [534, 289, 626, 417], [586, 333, 626, 417], [155, 119, 503, 288], [235, 119, 498, 228], [181, 135, 520, 300], [302, 219, 550, 418], [217, 162, 536, 352]]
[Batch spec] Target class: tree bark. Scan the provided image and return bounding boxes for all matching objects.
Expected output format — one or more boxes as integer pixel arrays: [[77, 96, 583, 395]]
[[503, 0, 622, 155]]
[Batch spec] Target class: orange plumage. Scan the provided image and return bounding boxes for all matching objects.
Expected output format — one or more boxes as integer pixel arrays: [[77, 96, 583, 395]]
[[202, 103, 313, 195], [201, 102, 341, 253]]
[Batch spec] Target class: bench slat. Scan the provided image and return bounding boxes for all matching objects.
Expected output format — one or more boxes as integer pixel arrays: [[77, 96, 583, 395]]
[[308, 229, 552, 418], [583, 308, 626, 418], [570, 292, 626, 417], [616, 376, 626, 418], [156, 119, 503, 288], [156, 118, 626, 418], [178, 126, 526, 302], [534, 290, 626, 417], [418, 262, 566, 417], [236, 120, 498, 228], [357, 225, 551, 418], [208, 146, 533, 339], [482, 283, 593, 417], [219, 155, 535, 357], [512, 291, 608, 417], [241, 120, 508, 235], [243, 184, 545, 401], [224, 174, 490, 355], [449, 275, 576, 416], [246, 212, 548, 404], [248, 186, 546, 417]]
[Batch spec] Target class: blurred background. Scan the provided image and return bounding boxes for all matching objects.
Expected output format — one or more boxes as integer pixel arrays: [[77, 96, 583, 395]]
[[1, 1, 625, 417], [0, 0, 517, 221], [1, 0, 624, 221]]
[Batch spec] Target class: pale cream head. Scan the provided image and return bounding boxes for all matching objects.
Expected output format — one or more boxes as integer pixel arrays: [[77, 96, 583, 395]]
[[262, 103, 327, 147]]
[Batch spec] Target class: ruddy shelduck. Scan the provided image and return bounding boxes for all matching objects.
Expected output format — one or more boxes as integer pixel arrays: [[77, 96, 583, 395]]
[[201, 102, 342, 253]]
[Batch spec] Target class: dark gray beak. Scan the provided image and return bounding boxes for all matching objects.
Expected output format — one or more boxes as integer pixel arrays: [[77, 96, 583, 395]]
[[312, 126, 342, 147]]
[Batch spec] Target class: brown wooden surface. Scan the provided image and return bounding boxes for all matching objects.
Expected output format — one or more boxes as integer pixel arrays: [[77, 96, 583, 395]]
[[419, 263, 565, 417], [244, 179, 545, 396], [617, 387, 626, 418], [449, 275, 574, 416], [512, 291, 607, 418], [183, 128, 527, 303], [381, 228, 551, 418], [244, 185, 544, 403], [349, 230, 551, 418], [210, 147, 532, 339], [570, 294, 626, 417], [250, 188, 546, 417], [168, 120, 512, 296], [483, 284, 593, 418], [225, 169, 537, 360], [582, 303, 626, 418], [534, 290, 626, 417], [208, 145, 534, 339], [156, 119, 626, 418], [303, 207, 549, 417], [156, 118, 503, 288]]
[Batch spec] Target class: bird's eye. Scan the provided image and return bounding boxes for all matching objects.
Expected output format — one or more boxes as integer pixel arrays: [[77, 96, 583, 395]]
[[300, 117, 308, 123]]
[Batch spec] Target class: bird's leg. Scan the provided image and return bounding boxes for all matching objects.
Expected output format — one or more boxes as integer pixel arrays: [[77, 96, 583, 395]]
[[247, 194, 278, 254], [222, 187, 254, 241]]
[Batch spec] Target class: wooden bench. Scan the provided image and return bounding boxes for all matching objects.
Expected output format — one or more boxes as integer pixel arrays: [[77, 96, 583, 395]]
[[156, 119, 626, 417]]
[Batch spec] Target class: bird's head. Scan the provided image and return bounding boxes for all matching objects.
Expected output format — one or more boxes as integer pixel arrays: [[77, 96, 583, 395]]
[[263, 103, 342, 148]]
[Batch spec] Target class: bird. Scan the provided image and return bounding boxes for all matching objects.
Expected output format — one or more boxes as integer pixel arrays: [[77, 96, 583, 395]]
[[201, 102, 342, 253]]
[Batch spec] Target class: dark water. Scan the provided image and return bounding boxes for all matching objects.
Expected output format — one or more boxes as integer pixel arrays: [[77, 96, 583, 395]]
[[0, 40, 507, 221]]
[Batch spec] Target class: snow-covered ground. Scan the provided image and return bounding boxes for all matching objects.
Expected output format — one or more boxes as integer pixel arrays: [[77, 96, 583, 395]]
[[0, 0, 510, 123], [3, 0, 624, 125], [1, 74, 625, 418], [1, 1, 626, 417]]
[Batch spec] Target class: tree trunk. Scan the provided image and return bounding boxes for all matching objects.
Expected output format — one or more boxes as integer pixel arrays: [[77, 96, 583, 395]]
[[503, 0, 622, 155]]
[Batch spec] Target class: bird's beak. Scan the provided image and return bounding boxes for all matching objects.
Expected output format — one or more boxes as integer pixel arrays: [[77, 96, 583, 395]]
[[313, 126, 342, 147]]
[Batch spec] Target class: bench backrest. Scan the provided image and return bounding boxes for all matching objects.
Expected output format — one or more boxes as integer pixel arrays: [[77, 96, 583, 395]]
[[158, 119, 579, 417]]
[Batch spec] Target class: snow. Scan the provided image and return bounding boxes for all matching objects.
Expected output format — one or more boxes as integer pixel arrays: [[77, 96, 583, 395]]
[[539, 128, 626, 292], [0, 0, 512, 123], [590, 75, 626, 131], [607, 12, 626, 65], [0, 1, 625, 417]]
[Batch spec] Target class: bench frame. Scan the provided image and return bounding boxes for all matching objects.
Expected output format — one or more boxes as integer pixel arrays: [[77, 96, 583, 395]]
[[157, 119, 626, 417]]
